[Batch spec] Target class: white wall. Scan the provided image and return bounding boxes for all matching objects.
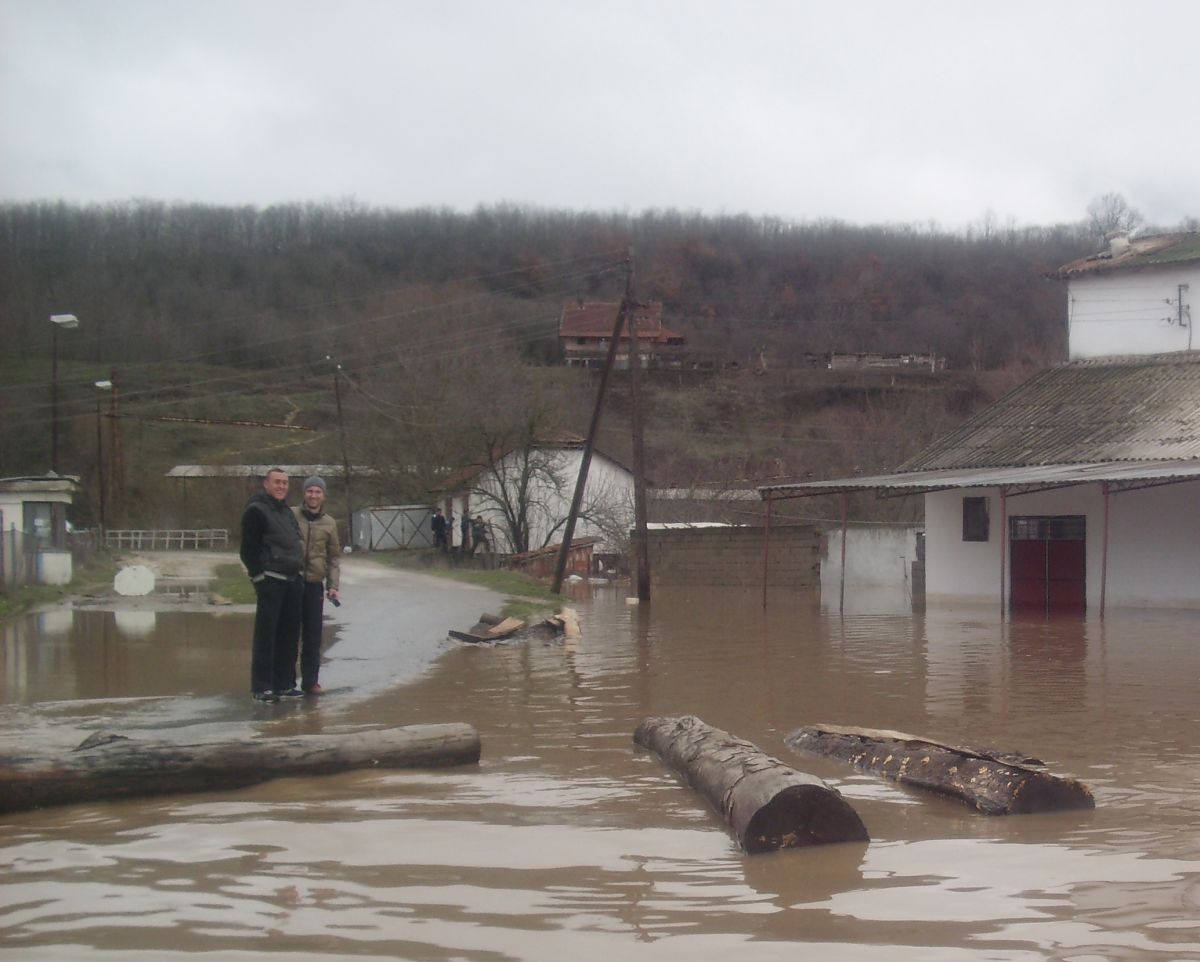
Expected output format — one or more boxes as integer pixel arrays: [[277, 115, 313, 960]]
[[1068, 266, 1199, 359], [474, 449, 634, 554], [925, 480, 1200, 610], [821, 523, 922, 614], [822, 524, 919, 587]]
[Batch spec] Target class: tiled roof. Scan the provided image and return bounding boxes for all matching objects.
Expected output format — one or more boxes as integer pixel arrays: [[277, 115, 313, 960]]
[[899, 352, 1200, 472], [1053, 232, 1200, 278], [559, 300, 681, 340]]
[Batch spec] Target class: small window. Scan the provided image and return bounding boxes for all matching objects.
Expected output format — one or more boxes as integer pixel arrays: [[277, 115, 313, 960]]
[[963, 496, 989, 542]]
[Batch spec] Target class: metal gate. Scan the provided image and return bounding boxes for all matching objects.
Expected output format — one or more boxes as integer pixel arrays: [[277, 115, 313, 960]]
[[352, 505, 433, 551], [1009, 515, 1086, 612]]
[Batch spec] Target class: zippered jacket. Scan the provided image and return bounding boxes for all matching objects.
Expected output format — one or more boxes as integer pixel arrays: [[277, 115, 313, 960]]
[[293, 507, 342, 589], [240, 491, 304, 580]]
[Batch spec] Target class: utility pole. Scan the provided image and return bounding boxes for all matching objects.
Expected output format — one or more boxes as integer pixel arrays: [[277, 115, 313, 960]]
[[553, 255, 633, 593], [327, 355, 355, 547], [627, 282, 652, 602]]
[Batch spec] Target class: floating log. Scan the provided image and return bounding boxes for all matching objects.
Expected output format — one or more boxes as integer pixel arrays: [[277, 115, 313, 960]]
[[0, 722, 481, 815], [633, 714, 869, 854], [785, 724, 1094, 815]]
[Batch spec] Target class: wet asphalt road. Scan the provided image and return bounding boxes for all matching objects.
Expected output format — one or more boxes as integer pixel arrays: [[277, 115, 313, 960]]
[[0, 557, 507, 751]]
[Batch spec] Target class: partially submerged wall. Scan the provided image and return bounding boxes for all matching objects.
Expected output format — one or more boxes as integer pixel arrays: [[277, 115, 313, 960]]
[[640, 525, 819, 588]]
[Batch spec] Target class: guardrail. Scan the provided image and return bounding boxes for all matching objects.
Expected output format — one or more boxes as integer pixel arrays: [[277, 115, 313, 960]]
[[104, 529, 229, 550]]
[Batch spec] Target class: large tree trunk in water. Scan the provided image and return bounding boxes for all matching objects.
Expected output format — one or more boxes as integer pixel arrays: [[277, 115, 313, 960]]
[[0, 723, 480, 815], [634, 715, 868, 854], [786, 724, 1094, 815]]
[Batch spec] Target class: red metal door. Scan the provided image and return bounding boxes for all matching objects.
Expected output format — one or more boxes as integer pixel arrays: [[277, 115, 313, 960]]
[[1009, 516, 1086, 613]]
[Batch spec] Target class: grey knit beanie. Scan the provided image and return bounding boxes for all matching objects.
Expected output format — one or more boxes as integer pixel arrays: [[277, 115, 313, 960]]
[[303, 475, 327, 492]]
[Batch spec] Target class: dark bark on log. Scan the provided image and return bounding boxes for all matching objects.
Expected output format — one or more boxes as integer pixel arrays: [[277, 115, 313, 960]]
[[633, 715, 869, 854], [785, 724, 1094, 815], [0, 723, 481, 815]]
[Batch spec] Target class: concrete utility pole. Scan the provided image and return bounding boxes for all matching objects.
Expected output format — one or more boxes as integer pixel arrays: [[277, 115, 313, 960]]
[[626, 278, 651, 602]]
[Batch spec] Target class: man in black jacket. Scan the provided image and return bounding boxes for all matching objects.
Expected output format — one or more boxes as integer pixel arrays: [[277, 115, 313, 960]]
[[240, 467, 304, 703]]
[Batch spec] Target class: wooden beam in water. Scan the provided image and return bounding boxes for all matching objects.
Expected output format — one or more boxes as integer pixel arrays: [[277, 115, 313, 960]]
[[0, 723, 481, 815], [634, 714, 869, 854], [786, 724, 1094, 815]]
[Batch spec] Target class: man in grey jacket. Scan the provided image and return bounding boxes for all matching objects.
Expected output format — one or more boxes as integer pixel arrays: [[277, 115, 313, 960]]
[[292, 475, 341, 694], [239, 468, 304, 703]]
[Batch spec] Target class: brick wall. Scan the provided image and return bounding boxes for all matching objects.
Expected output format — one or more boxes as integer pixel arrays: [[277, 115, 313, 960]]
[[638, 525, 820, 588]]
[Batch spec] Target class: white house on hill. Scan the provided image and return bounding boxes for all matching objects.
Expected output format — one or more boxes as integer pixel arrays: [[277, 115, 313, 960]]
[[759, 232, 1200, 613]]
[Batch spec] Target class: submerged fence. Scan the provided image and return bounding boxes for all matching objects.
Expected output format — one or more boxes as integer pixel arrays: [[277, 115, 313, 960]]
[[104, 529, 229, 551]]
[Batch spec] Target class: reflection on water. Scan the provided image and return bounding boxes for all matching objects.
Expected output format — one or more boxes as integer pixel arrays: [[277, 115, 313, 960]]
[[3, 588, 1200, 960]]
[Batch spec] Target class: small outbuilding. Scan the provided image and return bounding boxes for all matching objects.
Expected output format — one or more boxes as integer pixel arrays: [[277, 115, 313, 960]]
[[0, 474, 79, 588]]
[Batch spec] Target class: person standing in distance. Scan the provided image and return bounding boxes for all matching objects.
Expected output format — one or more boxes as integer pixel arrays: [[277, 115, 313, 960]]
[[292, 476, 341, 694], [240, 467, 304, 703], [431, 506, 448, 552]]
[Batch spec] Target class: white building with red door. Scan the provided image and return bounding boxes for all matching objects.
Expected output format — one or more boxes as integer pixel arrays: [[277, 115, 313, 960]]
[[759, 231, 1200, 612]]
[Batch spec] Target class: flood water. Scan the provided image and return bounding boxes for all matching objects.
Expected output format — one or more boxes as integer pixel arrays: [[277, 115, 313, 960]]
[[3, 584, 1200, 961]]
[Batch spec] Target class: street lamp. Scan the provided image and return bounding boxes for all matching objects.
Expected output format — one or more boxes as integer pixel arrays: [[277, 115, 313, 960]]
[[95, 379, 113, 527], [49, 313, 79, 473]]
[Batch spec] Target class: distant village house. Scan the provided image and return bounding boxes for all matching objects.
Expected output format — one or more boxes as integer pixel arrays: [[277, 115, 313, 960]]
[[559, 300, 686, 369]]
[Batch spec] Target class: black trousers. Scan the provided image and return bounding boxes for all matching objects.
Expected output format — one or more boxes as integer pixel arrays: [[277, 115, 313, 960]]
[[299, 580, 326, 690], [250, 575, 302, 694]]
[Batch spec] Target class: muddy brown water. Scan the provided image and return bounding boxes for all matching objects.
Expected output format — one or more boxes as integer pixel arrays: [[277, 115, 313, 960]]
[[3, 585, 1200, 961]]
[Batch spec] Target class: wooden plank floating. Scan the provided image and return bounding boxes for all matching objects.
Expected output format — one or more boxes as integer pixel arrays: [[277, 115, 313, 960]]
[[785, 724, 1094, 815], [634, 714, 869, 854], [449, 612, 527, 643], [0, 723, 481, 815]]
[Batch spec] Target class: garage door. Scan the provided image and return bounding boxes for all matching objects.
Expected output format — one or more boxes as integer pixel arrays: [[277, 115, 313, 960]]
[[1009, 515, 1086, 613]]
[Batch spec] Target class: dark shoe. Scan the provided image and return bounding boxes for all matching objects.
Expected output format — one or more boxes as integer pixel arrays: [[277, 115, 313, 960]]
[[253, 690, 280, 703], [278, 688, 304, 698], [303, 683, 323, 695]]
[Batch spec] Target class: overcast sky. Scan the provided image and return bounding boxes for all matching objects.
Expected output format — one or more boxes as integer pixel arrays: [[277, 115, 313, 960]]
[[2, 0, 1196, 231]]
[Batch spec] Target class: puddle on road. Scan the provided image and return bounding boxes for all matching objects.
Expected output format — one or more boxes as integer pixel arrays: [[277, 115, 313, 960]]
[[2, 587, 1200, 960]]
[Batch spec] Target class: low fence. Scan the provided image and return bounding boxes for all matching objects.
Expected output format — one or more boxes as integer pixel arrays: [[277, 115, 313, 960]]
[[104, 529, 230, 551]]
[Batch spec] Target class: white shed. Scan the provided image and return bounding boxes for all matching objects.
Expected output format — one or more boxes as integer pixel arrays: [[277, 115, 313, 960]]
[[0, 474, 79, 587]]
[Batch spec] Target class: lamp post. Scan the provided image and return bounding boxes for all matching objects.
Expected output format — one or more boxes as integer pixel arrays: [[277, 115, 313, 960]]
[[49, 313, 79, 473], [95, 379, 113, 528]]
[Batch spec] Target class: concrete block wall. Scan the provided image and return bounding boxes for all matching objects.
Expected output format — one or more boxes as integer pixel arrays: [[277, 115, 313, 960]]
[[640, 525, 820, 588]]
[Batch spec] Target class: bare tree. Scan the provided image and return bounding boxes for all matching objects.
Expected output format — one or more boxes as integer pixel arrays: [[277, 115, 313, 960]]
[[1086, 192, 1143, 240]]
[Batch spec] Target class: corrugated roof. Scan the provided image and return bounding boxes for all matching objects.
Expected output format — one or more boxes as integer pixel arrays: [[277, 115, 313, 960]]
[[759, 352, 1200, 500], [166, 464, 362, 478], [759, 459, 1200, 499], [1054, 232, 1200, 278], [899, 352, 1200, 472]]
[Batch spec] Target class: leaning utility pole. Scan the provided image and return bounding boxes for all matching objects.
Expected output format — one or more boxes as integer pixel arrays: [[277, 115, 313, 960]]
[[552, 255, 634, 594]]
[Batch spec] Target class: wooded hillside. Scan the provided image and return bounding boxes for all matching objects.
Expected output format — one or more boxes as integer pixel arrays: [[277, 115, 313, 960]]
[[0, 201, 1099, 529]]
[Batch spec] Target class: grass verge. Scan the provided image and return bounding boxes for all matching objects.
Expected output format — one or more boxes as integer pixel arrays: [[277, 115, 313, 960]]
[[0, 551, 121, 621], [372, 552, 562, 620], [210, 563, 257, 604]]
